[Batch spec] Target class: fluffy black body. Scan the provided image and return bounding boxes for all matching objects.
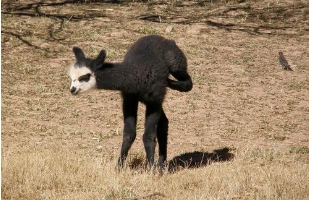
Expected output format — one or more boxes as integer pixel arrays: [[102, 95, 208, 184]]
[[72, 35, 193, 168]]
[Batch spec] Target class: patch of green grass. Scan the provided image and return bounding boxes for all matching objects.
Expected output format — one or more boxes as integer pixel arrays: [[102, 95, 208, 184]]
[[287, 81, 306, 91], [290, 145, 309, 154], [248, 148, 277, 162], [139, 26, 158, 35], [104, 187, 137, 200]]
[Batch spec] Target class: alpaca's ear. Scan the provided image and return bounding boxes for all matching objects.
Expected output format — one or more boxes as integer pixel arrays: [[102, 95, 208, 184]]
[[73, 47, 86, 62], [96, 49, 106, 63], [92, 50, 106, 71]]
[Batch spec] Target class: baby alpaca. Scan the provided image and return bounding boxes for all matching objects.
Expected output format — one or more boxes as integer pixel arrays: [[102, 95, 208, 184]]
[[69, 35, 193, 168]]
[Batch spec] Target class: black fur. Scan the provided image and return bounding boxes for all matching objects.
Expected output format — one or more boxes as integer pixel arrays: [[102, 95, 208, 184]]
[[72, 35, 193, 169]]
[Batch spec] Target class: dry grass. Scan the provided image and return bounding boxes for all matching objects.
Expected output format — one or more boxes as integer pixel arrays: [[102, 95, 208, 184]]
[[2, 145, 309, 199], [2, 0, 309, 199]]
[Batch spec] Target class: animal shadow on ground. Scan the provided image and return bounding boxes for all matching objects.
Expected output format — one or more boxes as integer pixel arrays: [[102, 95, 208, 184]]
[[128, 147, 234, 173], [168, 147, 234, 173]]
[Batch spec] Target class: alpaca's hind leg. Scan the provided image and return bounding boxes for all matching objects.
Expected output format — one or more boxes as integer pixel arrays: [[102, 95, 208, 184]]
[[157, 110, 168, 168], [143, 104, 162, 167], [118, 94, 138, 168]]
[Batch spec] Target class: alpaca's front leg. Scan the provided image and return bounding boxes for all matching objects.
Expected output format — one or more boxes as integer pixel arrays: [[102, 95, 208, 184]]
[[118, 94, 138, 168], [144, 104, 162, 167], [118, 119, 137, 168]]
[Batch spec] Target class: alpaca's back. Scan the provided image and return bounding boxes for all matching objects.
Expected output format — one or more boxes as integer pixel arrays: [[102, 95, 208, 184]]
[[124, 35, 192, 92], [123, 35, 171, 73], [123, 35, 186, 72], [120, 35, 192, 103]]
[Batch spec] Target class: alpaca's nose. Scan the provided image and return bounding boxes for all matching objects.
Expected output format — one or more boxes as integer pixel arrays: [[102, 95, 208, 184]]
[[70, 87, 76, 94]]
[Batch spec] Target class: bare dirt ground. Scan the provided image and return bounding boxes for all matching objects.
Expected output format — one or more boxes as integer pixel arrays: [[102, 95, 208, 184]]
[[2, 0, 309, 199]]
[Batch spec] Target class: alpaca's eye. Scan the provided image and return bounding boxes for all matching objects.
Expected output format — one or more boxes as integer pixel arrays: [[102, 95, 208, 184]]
[[78, 73, 91, 82]]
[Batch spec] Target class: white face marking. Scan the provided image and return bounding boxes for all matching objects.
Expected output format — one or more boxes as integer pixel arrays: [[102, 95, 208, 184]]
[[69, 65, 96, 95]]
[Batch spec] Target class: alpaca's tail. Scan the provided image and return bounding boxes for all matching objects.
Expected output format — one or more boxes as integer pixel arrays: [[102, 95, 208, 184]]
[[167, 71, 193, 92]]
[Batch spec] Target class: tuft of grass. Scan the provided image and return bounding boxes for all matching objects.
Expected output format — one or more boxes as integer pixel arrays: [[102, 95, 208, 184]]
[[139, 26, 158, 35], [290, 145, 309, 154]]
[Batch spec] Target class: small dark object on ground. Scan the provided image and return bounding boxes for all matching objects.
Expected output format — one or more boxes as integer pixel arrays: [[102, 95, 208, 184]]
[[279, 52, 293, 71]]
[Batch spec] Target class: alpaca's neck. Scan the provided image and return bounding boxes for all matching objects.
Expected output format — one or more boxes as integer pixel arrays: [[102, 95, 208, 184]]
[[94, 63, 136, 92]]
